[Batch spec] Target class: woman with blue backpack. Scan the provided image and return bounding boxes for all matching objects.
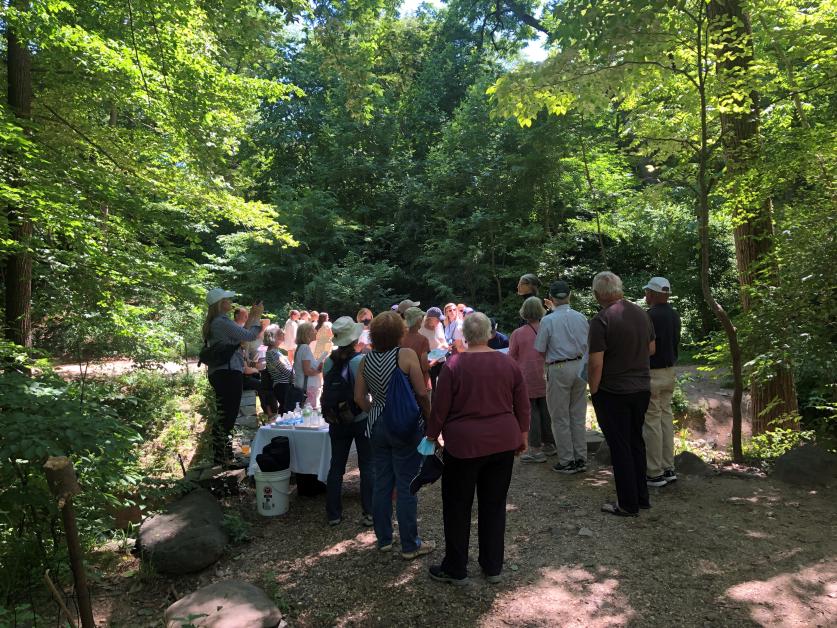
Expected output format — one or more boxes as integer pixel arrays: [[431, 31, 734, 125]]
[[321, 316, 373, 527], [353, 311, 435, 560]]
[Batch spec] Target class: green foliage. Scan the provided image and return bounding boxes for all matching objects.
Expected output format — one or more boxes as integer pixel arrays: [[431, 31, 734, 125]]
[[742, 428, 816, 463], [222, 511, 253, 545]]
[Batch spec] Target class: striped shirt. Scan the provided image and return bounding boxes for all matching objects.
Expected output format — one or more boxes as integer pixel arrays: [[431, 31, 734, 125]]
[[206, 316, 262, 376], [265, 347, 292, 385], [362, 347, 400, 433]]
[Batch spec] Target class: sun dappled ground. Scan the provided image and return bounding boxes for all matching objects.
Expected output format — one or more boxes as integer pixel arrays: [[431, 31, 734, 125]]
[[93, 451, 836, 627]]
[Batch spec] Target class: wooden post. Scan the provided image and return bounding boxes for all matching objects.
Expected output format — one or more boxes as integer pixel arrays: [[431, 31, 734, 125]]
[[43, 457, 95, 628]]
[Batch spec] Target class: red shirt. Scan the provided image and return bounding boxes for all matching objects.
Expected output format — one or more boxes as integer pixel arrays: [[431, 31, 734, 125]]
[[427, 351, 530, 459], [509, 322, 546, 398]]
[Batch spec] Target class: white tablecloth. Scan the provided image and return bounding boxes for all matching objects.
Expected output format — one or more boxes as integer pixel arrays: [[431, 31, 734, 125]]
[[248, 426, 334, 482]]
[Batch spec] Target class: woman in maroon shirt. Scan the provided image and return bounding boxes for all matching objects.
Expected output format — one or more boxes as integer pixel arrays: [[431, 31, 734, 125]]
[[425, 312, 530, 585]]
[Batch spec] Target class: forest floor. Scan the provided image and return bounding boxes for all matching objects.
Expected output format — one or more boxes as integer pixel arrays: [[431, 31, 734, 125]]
[[82, 362, 837, 628]]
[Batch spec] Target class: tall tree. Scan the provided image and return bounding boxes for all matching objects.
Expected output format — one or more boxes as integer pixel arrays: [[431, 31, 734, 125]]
[[4, 0, 33, 346], [707, 0, 797, 433]]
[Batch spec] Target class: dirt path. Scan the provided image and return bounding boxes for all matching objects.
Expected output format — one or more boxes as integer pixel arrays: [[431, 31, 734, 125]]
[[94, 456, 836, 627], [80, 360, 834, 626]]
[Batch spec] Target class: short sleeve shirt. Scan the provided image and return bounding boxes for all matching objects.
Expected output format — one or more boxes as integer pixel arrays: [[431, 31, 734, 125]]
[[588, 299, 656, 394]]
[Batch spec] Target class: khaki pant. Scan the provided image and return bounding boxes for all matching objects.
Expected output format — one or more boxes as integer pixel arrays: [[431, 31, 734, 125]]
[[546, 361, 587, 466], [643, 367, 676, 477]]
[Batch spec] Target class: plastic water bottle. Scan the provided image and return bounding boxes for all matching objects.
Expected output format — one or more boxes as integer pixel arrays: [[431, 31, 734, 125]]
[[302, 403, 313, 426]]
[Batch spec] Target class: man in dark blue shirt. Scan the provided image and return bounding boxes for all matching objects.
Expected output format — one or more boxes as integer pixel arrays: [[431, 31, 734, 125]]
[[487, 318, 509, 350], [642, 277, 681, 487]]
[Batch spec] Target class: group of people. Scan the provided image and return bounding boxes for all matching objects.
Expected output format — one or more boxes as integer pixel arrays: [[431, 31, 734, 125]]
[[201, 267, 680, 584]]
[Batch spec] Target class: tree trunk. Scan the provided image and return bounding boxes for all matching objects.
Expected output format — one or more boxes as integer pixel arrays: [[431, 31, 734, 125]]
[[694, 9, 744, 461], [4, 0, 34, 347], [708, 0, 797, 434]]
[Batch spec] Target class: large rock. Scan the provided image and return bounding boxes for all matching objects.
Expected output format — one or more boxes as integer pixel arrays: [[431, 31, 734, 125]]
[[586, 430, 605, 456], [138, 488, 228, 574], [675, 451, 711, 476], [772, 444, 837, 487], [164, 580, 283, 628], [595, 440, 611, 466]]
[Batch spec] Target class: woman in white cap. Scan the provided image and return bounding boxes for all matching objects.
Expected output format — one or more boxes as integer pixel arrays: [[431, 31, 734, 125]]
[[201, 288, 265, 464], [322, 317, 373, 526]]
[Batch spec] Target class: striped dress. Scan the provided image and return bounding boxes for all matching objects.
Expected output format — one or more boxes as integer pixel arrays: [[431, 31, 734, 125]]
[[363, 347, 400, 433]]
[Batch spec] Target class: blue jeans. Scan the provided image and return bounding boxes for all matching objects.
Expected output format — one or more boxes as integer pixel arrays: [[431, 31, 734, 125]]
[[326, 420, 373, 521], [370, 419, 423, 552]]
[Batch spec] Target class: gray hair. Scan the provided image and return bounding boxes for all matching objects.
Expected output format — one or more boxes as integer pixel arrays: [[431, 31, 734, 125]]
[[462, 312, 492, 345], [519, 296, 546, 322], [263, 324, 282, 346], [592, 271, 624, 299]]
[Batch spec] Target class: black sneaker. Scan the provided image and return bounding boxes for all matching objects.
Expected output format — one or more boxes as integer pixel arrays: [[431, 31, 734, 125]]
[[553, 461, 579, 474], [663, 469, 678, 483], [574, 459, 587, 472], [646, 475, 668, 487], [429, 565, 468, 586]]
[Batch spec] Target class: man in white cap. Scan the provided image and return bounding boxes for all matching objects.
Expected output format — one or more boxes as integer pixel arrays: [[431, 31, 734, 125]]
[[643, 277, 681, 487]]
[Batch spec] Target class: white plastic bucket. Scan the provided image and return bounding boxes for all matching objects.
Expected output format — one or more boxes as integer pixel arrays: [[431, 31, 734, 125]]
[[255, 468, 291, 516]]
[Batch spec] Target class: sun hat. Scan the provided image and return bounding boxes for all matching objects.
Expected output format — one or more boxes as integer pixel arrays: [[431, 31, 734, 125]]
[[397, 299, 421, 314], [404, 307, 426, 327], [426, 306, 443, 319], [549, 280, 571, 299], [331, 316, 365, 347], [206, 288, 235, 306], [644, 277, 671, 293]]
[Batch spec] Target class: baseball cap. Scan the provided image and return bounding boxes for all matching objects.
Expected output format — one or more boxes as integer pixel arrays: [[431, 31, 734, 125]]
[[426, 307, 443, 319], [549, 280, 571, 299], [397, 299, 421, 314], [206, 288, 236, 306], [404, 307, 426, 327], [644, 277, 671, 293]]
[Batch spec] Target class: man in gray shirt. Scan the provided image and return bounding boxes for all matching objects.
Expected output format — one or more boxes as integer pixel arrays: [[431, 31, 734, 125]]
[[534, 281, 590, 474]]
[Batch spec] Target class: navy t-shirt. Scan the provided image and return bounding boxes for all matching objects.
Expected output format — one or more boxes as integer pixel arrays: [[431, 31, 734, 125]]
[[488, 331, 509, 350], [648, 303, 681, 369]]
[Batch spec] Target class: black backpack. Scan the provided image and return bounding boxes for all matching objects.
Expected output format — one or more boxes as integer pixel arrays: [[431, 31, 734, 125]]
[[198, 340, 239, 369], [321, 353, 361, 425]]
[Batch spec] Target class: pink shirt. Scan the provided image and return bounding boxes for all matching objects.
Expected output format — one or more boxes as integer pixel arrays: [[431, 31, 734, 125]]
[[509, 322, 546, 398], [427, 352, 530, 459]]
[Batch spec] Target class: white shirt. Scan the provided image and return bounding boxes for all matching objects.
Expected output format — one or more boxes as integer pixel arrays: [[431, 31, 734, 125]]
[[282, 318, 298, 350], [419, 323, 446, 350]]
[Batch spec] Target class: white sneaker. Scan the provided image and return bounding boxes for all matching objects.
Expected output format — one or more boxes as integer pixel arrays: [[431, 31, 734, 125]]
[[520, 451, 547, 463]]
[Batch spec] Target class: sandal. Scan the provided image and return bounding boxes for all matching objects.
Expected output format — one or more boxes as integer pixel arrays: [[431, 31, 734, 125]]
[[601, 502, 638, 517]]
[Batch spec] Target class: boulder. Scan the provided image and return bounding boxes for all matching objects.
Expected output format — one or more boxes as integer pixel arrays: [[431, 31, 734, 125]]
[[772, 444, 837, 487], [138, 489, 228, 574], [675, 451, 711, 476], [198, 468, 247, 498], [164, 580, 283, 628], [595, 440, 611, 466], [586, 430, 606, 456]]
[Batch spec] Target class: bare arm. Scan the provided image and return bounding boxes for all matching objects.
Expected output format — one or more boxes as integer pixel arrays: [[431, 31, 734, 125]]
[[649, 340, 656, 356], [353, 357, 371, 412], [301, 359, 322, 377], [588, 351, 604, 395], [400, 349, 431, 418]]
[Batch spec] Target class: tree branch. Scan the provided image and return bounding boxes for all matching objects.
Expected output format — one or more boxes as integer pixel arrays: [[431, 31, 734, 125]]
[[41, 104, 137, 176]]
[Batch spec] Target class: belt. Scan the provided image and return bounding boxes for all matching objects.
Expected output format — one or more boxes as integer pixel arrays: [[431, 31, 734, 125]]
[[546, 356, 582, 366]]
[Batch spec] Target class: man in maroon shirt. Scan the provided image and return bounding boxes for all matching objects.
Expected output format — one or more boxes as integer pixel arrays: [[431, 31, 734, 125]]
[[587, 271, 656, 516]]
